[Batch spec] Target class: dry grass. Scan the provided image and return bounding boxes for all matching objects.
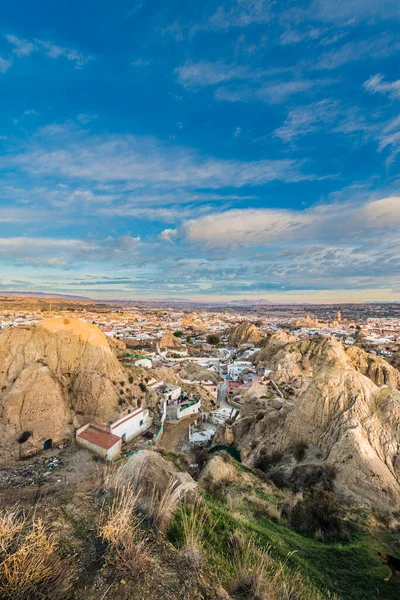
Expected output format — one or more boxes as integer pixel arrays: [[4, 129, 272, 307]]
[[0, 508, 73, 600], [99, 486, 153, 580], [178, 501, 214, 571], [251, 496, 282, 523], [147, 476, 186, 536]]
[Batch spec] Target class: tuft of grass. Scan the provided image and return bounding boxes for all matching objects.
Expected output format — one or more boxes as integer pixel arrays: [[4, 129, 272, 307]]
[[99, 487, 153, 580], [178, 501, 216, 572], [147, 477, 185, 537], [0, 508, 73, 600]]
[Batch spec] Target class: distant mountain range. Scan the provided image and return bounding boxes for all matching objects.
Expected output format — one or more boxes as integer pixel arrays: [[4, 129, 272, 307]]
[[0, 291, 92, 301]]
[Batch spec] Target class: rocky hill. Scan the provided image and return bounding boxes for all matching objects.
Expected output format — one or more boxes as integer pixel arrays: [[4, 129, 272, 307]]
[[0, 317, 140, 462], [159, 330, 183, 349], [235, 334, 400, 509], [229, 321, 262, 346]]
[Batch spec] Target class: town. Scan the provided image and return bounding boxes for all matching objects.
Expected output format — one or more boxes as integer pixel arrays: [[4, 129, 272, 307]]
[[1, 295, 400, 468]]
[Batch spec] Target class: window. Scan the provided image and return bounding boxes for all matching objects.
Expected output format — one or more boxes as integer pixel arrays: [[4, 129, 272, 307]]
[[140, 419, 144, 427]]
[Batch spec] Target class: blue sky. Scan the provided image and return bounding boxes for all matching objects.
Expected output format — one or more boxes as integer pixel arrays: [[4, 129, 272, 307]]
[[0, 0, 399, 302]]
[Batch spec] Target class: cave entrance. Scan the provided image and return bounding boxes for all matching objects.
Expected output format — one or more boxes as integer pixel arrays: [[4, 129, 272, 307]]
[[43, 439, 52, 451]]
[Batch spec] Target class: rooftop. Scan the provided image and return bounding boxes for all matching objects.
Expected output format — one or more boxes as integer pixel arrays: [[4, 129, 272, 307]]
[[77, 426, 121, 450]]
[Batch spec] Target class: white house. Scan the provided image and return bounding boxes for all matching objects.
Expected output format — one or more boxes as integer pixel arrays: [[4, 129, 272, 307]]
[[134, 358, 152, 368], [110, 405, 152, 442], [166, 398, 201, 420], [76, 404, 152, 461]]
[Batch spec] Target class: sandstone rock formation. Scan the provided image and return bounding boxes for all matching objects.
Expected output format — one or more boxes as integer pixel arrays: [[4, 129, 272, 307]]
[[0, 318, 138, 462], [234, 334, 400, 509], [181, 313, 205, 329], [112, 449, 198, 500], [159, 330, 182, 349], [229, 321, 261, 346]]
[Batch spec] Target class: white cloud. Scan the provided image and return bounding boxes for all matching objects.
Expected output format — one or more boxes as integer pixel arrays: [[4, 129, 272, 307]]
[[204, 0, 272, 30], [5, 34, 36, 56], [175, 61, 251, 88], [311, 0, 400, 23], [14, 129, 316, 188], [159, 229, 177, 243], [377, 116, 400, 165], [181, 197, 400, 247], [5, 34, 93, 68], [215, 77, 332, 104], [0, 56, 12, 73], [312, 36, 400, 70], [275, 100, 338, 142], [363, 74, 400, 99]]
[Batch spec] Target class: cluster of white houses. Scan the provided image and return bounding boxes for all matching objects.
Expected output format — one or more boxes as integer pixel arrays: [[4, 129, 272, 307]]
[[76, 380, 202, 461]]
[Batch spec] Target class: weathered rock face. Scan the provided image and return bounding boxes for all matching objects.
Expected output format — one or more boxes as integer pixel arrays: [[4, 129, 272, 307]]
[[229, 321, 261, 346], [0, 318, 137, 462], [181, 313, 204, 329], [112, 449, 198, 501], [159, 330, 182, 349], [234, 334, 400, 509]]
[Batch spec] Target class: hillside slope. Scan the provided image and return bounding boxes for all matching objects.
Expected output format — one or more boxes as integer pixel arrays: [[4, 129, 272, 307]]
[[235, 334, 400, 509], [0, 317, 140, 462]]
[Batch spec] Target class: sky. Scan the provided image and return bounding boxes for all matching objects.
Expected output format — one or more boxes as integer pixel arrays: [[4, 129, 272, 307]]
[[0, 0, 399, 303]]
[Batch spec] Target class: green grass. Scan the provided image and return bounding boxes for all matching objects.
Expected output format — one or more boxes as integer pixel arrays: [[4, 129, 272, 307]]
[[169, 492, 399, 599]]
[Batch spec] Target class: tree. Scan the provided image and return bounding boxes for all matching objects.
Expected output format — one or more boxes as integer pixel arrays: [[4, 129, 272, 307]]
[[207, 334, 220, 346], [173, 330, 184, 338]]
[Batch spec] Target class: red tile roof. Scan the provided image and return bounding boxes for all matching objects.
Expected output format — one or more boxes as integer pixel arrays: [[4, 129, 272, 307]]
[[78, 426, 121, 450]]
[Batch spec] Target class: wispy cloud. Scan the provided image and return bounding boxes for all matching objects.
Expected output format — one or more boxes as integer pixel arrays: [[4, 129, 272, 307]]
[[175, 61, 252, 88], [363, 74, 400, 99], [175, 59, 333, 104], [197, 0, 272, 32], [312, 35, 400, 70], [5, 34, 93, 68], [216, 77, 334, 104], [310, 0, 400, 23], [0, 56, 12, 73], [13, 126, 318, 188], [377, 116, 400, 165]]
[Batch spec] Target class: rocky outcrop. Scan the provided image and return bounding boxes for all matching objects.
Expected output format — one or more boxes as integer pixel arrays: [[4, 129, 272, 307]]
[[181, 313, 204, 329], [253, 331, 297, 364], [112, 449, 198, 500], [0, 318, 138, 462], [159, 331, 182, 349], [234, 334, 400, 509], [229, 321, 261, 346]]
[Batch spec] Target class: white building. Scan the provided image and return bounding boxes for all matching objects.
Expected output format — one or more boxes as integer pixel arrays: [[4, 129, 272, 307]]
[[76, 424, 122, 461], [110, 406, 152, 442]]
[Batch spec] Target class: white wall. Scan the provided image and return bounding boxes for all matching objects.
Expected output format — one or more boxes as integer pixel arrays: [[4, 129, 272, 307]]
[[111, 407, 152, 441], [178, 400, 201, 420], [76, 432, 121, 461]]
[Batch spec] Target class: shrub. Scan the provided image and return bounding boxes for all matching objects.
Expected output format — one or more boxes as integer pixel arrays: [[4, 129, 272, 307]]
[[0, 509, 73, 600], [128, 374, 134, 384], [254, 451, 283, 474], [139, 382, 147, 393], [289, 485, 351, 542], [206, 334, 220, 345], [289, 464, 337, 492], [292, 441, 308, 462]]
